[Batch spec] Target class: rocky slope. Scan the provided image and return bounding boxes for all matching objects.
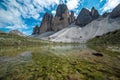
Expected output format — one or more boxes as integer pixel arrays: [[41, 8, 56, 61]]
[[47, 17, 120, 43]]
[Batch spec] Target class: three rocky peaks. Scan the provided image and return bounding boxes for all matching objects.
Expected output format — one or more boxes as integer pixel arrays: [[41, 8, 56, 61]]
[[32, 3, 120, 35]]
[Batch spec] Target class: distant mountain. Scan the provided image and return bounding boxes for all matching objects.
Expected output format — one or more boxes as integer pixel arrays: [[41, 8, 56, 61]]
[[32, 3, 75, 35], [9, 30, 25, 36], [0, 30, 5, 33], [31, 3, 120, 43]]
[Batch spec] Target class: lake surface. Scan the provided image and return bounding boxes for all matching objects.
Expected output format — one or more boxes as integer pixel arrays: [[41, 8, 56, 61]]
[[0, 44, 120, 80]]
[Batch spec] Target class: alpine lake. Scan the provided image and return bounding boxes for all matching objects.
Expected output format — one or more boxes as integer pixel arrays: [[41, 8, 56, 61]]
[[0, 44, 120, 80]]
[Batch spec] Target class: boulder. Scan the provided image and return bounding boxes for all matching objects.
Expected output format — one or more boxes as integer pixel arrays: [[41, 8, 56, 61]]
[[110, 4, 120, 18], [76, 8, 92, 27], [39, 12, 53, 34]]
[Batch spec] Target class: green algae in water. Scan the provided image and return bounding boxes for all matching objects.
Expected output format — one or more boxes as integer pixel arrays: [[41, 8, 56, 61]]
[[0, 44, 120, 80]]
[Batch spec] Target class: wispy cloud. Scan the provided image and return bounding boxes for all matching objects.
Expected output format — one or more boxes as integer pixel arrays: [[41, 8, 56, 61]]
[[101, 0, 120, 12], [66, 0, 80, 10]]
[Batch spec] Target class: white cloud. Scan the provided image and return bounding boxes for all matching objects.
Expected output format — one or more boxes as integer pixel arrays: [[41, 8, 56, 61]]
[[102, 0, 120, 12], [100, 0, 103, 2], [66, 0, 80, 10], [52, 10, 56, 15], [0, 0, 60, 34]]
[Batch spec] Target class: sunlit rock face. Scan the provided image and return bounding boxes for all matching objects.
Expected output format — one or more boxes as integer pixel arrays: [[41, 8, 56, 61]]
[[110, 4, 120, 18], [39, 12, 53, 34], [52, 4, 69, 31]]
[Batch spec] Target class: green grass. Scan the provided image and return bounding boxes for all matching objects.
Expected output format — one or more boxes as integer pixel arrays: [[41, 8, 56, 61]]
[[0, 32, 49, 46], [87, 29, 120, 45], [0, 31, 120, 80]]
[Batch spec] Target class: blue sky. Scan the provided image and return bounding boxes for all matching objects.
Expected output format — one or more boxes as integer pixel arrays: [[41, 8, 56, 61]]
[[0, 0, 120, 35]]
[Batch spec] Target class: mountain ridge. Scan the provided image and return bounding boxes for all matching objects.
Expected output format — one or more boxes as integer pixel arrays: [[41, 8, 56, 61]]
[[31, 3, 120, 43]]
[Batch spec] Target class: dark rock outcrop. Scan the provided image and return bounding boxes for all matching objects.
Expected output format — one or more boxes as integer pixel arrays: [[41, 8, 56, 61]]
[[52, 4, 69, 31], [39, 12, 53, 34], [32, 25, 39, 35], [76, 8, 92, 27], [91, 7, 100, 20], [76, 7, 100, 27], [68, 11, 75, 24], [110, 4, 120, 18]]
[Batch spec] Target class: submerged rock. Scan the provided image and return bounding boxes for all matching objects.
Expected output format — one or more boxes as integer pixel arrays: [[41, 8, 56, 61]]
[[92, 52, 104, 57]]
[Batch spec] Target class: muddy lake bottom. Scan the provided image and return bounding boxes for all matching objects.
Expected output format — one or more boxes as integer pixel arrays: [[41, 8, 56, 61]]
[[0, 44, 120, 80]]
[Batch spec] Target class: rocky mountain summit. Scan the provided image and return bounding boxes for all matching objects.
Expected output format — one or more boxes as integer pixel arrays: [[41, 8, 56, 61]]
[[32, 3, 120, 43], [32, 3, 75, 35], [76, 7, 100, 27]]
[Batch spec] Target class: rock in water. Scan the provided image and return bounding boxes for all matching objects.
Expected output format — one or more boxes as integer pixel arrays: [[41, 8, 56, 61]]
[[92, 52, 104, 57], [39, 12, 53, 34], [110, 4, 120, 18], [76, 8, 92, 27]]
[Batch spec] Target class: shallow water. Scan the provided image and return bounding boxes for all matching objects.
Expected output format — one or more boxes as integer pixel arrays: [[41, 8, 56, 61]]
[[0, 44, 120, 80]]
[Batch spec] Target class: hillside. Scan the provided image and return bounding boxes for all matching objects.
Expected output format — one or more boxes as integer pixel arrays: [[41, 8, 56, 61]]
[[0, 32, 48, 46], [87, 29, 120, 45]]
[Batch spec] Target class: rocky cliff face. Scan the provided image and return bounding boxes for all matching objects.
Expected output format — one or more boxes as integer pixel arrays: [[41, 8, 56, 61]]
[[91, 7, 99, 20], [32, 4, 70, 34], [76, 7, 99, 27], [76, 8, 92, 27], [39, 12, 53, 34], [52, 4, 69, 31], [68, 11, 75, 24]]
